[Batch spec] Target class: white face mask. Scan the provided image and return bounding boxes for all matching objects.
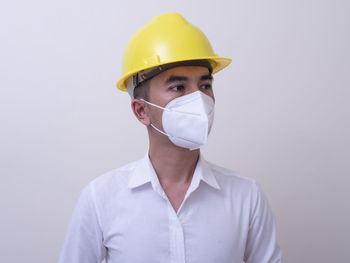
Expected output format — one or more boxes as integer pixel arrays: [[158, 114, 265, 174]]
[[142, 91, 215, 150]]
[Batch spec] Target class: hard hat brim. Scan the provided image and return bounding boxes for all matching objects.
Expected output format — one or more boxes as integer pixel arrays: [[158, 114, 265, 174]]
[[116, 56, 232, 92]]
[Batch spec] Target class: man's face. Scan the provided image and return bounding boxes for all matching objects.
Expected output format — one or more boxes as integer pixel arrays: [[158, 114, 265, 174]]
[[145, 66, 215, 135]]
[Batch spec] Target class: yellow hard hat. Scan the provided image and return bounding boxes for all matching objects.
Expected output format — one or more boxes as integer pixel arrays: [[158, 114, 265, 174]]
[[116, 12, 232, 92]]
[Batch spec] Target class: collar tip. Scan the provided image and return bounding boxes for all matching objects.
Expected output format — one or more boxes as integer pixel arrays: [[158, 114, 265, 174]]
[[127, 181, 139, 189]]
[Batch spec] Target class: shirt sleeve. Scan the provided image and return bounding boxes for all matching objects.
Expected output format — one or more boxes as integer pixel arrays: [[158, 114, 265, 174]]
[[58, 183, 106, 263], [244, 183, 282, 263]]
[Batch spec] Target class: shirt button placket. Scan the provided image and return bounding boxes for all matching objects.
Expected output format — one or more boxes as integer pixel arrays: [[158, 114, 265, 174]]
[[168, 203, 186, 263]]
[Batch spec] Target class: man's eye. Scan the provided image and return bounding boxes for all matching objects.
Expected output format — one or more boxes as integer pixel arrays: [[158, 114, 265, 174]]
[[171, 85, 185, 91], [201, 84, 212, 90]]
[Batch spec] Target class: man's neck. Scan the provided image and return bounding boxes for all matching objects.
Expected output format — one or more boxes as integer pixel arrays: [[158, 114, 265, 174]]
[[148, 143, 200, 187]]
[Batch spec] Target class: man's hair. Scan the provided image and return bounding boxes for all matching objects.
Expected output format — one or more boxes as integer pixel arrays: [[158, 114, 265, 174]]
[[133, 78, 151, 100]]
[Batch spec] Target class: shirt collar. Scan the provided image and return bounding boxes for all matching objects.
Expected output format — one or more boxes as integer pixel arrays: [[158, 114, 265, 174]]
[[197, 155, 221, 190], [127, 152, 220, 191], [127, 153, 153, 189]]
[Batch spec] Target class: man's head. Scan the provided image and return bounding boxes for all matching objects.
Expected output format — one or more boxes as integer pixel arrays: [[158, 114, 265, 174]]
[[117, 12, 231, 150]]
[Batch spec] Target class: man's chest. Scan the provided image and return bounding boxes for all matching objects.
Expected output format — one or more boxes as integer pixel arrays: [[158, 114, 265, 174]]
[[100, 188, 250, 263]]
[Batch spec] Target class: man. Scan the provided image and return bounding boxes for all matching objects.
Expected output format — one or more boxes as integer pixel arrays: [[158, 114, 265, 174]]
[[59, 13, 282, 263]]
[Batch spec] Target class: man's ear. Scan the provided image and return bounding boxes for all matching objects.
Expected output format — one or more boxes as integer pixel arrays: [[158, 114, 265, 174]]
[[131, 99, 151, 126]]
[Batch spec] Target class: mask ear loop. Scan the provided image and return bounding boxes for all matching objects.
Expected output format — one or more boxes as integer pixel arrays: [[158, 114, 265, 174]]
[[150, 124, 170, 137], [140, 99, 169, 111], [140, 99, 172, 137], [141, 98, 201, 116]]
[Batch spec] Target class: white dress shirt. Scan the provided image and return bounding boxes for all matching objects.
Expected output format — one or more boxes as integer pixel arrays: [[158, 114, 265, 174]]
[[59, 154, 282, 263]]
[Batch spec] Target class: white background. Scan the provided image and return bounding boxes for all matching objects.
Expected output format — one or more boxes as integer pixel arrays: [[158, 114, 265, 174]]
[[1, 0, 349, 262]]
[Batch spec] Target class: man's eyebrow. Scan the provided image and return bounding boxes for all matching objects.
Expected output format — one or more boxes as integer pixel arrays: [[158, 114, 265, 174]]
[[165, 74, 213, 84], [200, 75, 213, 81], [165, 75, 189, 84]]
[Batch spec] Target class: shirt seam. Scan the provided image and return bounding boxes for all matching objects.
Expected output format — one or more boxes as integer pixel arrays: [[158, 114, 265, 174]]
[[88, 182, 104, 232]]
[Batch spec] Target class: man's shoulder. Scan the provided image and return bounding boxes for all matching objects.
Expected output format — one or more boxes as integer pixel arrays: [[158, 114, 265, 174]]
[[205, 160, 258, 190], [88, 158, 143, 193]]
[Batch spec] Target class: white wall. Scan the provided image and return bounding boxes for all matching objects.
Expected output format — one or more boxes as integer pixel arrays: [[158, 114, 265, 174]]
[[1, 0, 349, 262]]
